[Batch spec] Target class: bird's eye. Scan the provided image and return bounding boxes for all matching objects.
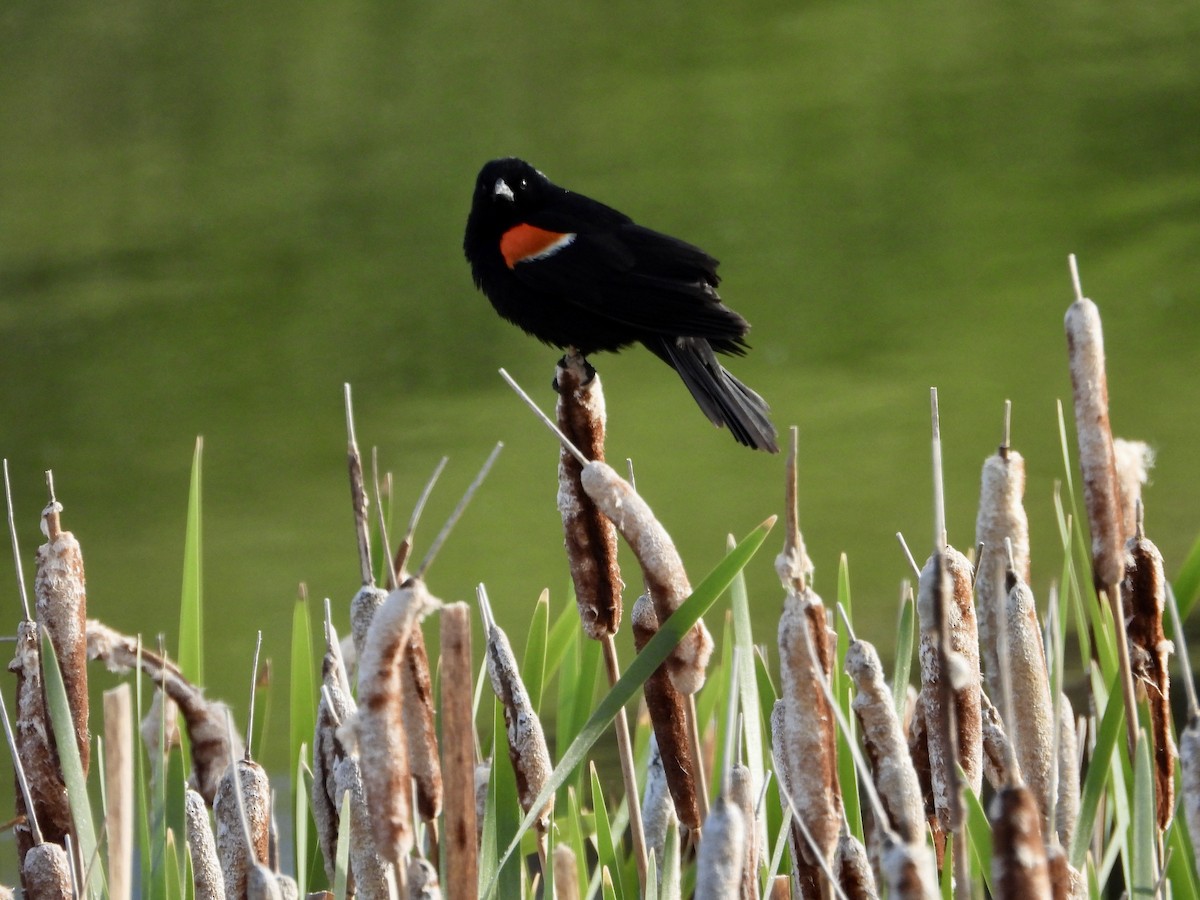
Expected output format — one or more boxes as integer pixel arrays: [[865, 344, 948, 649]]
[[519, 177, 528, 191]]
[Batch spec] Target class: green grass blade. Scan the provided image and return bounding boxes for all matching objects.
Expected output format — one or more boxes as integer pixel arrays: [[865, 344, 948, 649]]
[[591, 762, 629, 900], [1167, 812, 1200, 900], [523, 589, 550, 714], [178, 436, 204, 684], [892, 586, 915, 722], [727, 534, 765, 815], [289, 592, 318, 888], [295, 746, 311, 897], [41, 633, 105, 900], [333, 790, 352, 900], [1069, 669, 1124, 869], [601, 868, 618, 900], [962, 781, 993, 896], [834, 556, 862, 843], [661, 815, 682, 900], [1129, 729, 1156, 897], [485, 517, 775, 896], [1173, 532, 1200, 620], [545, 588, 582, 683]]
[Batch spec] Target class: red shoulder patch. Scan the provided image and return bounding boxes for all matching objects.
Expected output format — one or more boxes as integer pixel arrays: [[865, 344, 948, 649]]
[[500, 224, 576, 268]]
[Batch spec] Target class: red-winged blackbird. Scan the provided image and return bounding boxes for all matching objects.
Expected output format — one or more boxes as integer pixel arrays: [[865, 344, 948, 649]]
[[464, 157, 778, 452]]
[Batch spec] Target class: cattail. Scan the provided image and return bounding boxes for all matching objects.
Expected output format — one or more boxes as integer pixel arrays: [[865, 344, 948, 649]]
[[768, 875, 792, 900], [975, 411, 1030, 704], [579, 461, 712, 694], [990, 785, 1051, 898], [312, 618, 354, 884], [915, 546, 981, 832], [246, 864, 283, 900], [104, 686, 134, 900], [835, 829, 878, 900], [1112, 439, 1153, 544], [904, 696, 941, 857], [844, 637, 925, 845], [439, 602, 478, 900], [215, 758, 272, 900], [334, 757, 389, 900], [556, 352, 623, 638], [401, 626, 443, 825], [641, 736, 677, 877], [878, 835, 938, 900], [479, 587, 553, 833], [350, 586, 388, 669], [185, 788, 226, 900], [1121, 514, 1174, 830], [1064, 261, 1124, 594], [633, 596, 701, 832], [553, 843, 580, 900], [1046, 845, 1087, 900], [21, 841, 72, 900], [355, 580, 432, 867], [979, 691, 1012, 791], [9, 619, 72, 861], [86, 620, 240, 803], [406, 859, 440, 900], [34, 487, 90, 776], [1002, 562, 1055, 836], [777, 583, 840, 878], [1055, 699, 1080, 851], [474, 761, 491, 847], [694, 796, 745, 900]]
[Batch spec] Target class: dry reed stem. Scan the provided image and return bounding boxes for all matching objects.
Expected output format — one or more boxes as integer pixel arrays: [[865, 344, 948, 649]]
[[439, 602, 478, 900], [556, 353, 623, 638], [844, 638, 925, 845], [21, 840, 72, 900], [355, 580, 431, 868], [86, 620, 240, 803], [1121, 523, 1175, 830], [35, 494, 90, 776], [1112, 439, 1153, 544], [480, 591, 552, 833], [313, 622, 355, 885], [334, 757, 390, 900], [1055, 698, 1080, 851], [916, 546, 981, 833], [103, 686, 134, 900], [878, 836, 938, 900], [835, 830, 878, 900], [633, 596, 702, 832], [989, 784, 1051, 899], [729, 763, 760, 900], [975, 438, 1030, 705], [777, 583, 840, 875], [9, 619, 71, 863], [979, 691, 1012, 790], [694, 796, 745, 900], [1064, 278, 1125, 594], [580, 461, 713, 694], [553, 844, 580, 900], [1003, 566, 1055, 836], [215, 759, 272, 900], [185, 788, 226, 900]]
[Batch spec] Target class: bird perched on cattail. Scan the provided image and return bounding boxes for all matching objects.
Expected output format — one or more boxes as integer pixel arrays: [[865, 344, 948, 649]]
[[464, 157, 778, 452]]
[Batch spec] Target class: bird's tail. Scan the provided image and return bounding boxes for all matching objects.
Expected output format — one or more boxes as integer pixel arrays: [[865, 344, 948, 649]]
[[651, 337, 778, 452]]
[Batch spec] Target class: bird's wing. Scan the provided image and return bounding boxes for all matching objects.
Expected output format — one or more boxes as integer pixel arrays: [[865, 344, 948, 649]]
[[503, 217, 747, 341]]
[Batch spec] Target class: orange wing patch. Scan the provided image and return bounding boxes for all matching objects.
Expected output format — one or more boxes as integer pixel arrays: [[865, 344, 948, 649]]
[[500, 224, 576, 268]]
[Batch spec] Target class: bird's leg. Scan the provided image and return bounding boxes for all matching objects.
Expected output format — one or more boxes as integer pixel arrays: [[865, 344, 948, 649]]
[[553, 348, 597, 391]]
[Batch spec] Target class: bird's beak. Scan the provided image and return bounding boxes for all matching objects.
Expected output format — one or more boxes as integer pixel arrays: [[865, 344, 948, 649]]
[[493, 178, 515, 201]]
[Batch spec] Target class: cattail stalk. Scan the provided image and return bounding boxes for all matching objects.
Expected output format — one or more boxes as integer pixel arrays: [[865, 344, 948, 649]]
[[35, 482, 90, 776], [215, 758, 272, 900], [21, 841, 73, 900], [439, 602, 478, 900], [312, 616, 355, 885]]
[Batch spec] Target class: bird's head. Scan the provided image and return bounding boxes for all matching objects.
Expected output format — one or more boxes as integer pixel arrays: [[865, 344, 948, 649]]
[[470, 157, 549, 226]]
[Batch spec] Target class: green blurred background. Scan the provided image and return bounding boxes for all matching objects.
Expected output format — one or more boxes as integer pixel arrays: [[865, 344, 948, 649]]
[[1, 0, 1198, 800]]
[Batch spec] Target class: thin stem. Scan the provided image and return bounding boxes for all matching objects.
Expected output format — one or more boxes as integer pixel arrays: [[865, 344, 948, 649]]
[[1068, 254, 1084, 302], [930, 388, 946, 552], [245, 630, 263, 761], [498, 368, 588, 465], [3, 460, 32, 621], [416, 442, 503, 580], [896, 532, 922, 582], [601, 634, 648, 892]]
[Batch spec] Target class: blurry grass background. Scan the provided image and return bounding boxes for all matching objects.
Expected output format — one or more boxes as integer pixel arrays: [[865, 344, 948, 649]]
[[1, 0, 1198, 784]]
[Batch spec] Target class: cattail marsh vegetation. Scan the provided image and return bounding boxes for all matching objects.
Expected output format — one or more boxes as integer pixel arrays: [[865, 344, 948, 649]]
[[2, 258, 1199, 898]]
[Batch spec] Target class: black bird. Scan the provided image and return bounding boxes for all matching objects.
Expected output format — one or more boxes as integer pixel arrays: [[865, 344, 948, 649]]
[[464, 157, 778, 452]]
